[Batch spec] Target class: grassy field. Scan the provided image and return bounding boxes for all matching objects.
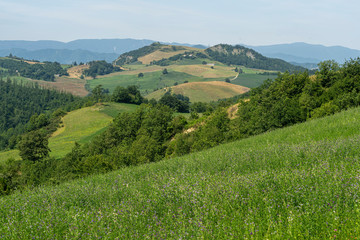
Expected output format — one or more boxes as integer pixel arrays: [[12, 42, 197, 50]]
[[49, 103, 137, 159], [0, 150, 21, 163], [1, 107, 360, 238], [169, 64, 236, 78], [88, 70, 203, 94], [31, 77, 88, 97], [0, 103, 138, 161], [146, 81, 250, 102], [231, 73, 277, 88]]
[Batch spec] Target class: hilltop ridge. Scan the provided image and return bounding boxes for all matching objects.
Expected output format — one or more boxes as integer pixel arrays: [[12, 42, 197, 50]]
[[114, 42, 305, 72]]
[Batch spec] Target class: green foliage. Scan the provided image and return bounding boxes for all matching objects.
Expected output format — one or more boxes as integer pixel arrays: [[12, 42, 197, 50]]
[[18, 130, 50, 162], [0, 58, 68, 81], [159, 93, 190, 113], [83, 60, 121, 78], [190, 102, 212, 113], [27, 114, 50, 132], [112, 85, 143, 105], [316, 60, 340, 87], [0, 78, 81, 150], [205, 44, 305, 72], [3, 105, 360, 238], [91, 85, 106, 102]]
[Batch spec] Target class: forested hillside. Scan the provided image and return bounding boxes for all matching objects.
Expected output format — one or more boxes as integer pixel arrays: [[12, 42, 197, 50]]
[[0, 57, 68, 81], [0, 78, 82, 150], [205, 44, 305, 72]]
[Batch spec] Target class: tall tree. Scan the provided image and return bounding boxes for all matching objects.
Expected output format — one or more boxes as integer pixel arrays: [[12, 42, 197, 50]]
[[18, 131, 50, 162]]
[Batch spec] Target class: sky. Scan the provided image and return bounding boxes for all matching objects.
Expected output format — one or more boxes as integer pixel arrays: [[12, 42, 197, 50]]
[[0, 0, 359, 49]]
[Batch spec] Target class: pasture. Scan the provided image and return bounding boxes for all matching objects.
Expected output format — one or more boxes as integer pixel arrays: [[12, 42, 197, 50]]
[[87, 70, 203, 94], [1, 107, 360, 238]]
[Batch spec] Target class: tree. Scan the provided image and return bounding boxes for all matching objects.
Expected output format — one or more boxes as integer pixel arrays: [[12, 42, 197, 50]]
[[225, 78, 230, 83], [162, 68, 168, 74], [18, 131, 50, 162], [316, 60, 339, 88], [138, 73, 144, 78], [92, 85, 104, 102], [112, 86, 131, 103]]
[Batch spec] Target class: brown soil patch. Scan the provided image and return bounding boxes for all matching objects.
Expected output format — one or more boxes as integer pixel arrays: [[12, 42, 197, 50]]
[[29, 77, 88, 97], [24, 60, 43, 65], [67, 65, 90, 79]]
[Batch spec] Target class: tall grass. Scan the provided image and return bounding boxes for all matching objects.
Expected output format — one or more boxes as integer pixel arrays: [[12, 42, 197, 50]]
[[1, 107, 360, 239]]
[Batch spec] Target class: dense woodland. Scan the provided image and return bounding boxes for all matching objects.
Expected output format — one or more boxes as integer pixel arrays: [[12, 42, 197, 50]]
[[0, 57, 68, 81], [1, 58, 360, 196], [83, 60, 121, 78], [205, 44, 305, 72], [0, 78, 85, 150]]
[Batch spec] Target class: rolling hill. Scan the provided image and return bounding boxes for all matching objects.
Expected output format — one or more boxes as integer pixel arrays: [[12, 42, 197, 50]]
[[1, 105, 360, 238], [84, 43, 287, 101], [115, 42, 305, 72], [0, 103, 138, 161], [146, 81, 250, 102]]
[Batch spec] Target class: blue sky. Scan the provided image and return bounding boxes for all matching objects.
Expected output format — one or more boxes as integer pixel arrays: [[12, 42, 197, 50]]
[[1, 0, 359, 49]]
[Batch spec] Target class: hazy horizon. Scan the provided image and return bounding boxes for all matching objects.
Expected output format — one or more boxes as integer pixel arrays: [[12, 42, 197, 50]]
[[1, 0, 359, 49]]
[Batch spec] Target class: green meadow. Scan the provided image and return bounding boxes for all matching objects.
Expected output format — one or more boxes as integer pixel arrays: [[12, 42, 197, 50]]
[[231, 73, 277, 88], [1, 106, 360, 239], [0, 103, 138, 161], [87, 71, 203, 94]]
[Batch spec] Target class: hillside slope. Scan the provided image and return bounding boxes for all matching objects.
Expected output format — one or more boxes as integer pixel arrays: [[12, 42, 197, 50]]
[[114, 43, 305, 72], [0, 103, 138, 161], [1, 106, 360, 238], [146, 81, 250, 102]]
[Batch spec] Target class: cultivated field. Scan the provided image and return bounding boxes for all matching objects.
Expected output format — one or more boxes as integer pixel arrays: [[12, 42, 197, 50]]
[[88, 71, 203, 94], [138, 46, 200, 64], [30, 77, 88, 97], [1, 107, 360, 238], [147, 81, 250, 102], [49, 103, 137, 159], [170, 64, 236, 78], [231, 73, 277, 88]]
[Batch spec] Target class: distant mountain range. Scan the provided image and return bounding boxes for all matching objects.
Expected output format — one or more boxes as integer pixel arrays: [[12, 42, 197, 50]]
[[248, 42, 360, 66], [0, 39, 206, 64], [0, 49, 118, 64], [0, 39, 359, 67]]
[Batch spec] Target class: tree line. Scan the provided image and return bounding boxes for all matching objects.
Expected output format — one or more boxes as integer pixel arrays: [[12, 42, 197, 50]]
[[0, 78, 86, 150], [0, 58, 68, 81], [83, 60, 121, 78]]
